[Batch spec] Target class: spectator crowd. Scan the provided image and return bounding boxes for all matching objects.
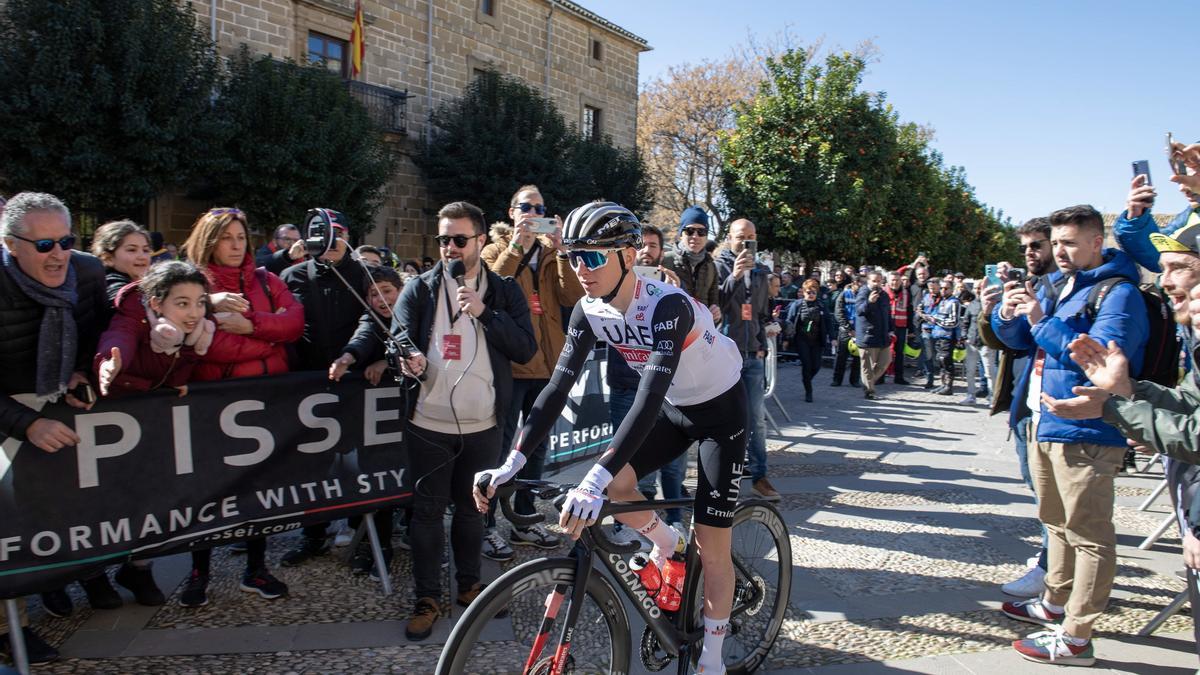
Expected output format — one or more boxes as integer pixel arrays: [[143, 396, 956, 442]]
[[1, 135, 1199, 669]]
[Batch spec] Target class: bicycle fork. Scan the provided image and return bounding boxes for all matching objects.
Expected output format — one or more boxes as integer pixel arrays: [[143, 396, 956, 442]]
[[523, 540, 594, 675]]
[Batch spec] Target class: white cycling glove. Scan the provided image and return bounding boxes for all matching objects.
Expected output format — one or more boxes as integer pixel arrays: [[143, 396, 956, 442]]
[[561, 464, 613, 524], [474, 449, 527, 494]]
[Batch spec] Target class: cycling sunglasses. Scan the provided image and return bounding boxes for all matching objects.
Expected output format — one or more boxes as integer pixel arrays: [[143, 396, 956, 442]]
[[567, 249, 621, 271], [514, 202, 547, 215], [434, 233, 477, 248], [9, 233, 75, 253]]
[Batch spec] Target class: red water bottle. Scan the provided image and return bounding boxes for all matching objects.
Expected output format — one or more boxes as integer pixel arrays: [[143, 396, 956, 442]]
[[629, 553, 661, 599], [657, 553, 685, 612]]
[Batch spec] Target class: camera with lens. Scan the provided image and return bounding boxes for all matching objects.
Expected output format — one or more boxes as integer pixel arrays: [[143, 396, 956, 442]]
[[304, 207, 348, 258]]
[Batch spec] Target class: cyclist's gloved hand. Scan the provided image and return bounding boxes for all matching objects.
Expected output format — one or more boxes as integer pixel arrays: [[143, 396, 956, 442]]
[[473, 450, 527, 513], [559, 464, 613, 540]]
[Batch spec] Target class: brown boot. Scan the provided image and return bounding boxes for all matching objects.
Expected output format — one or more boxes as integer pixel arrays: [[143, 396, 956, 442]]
[[405, 597, 440, 641], [458, 583, 508, 617], [751, 477, 781, 502]]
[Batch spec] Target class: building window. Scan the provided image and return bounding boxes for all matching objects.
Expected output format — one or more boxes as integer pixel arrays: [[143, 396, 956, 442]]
[[308, 32, 348, 78], [583, 105, 601, 141], [480, 0, 495, 17], [591, 39, 603, 62]]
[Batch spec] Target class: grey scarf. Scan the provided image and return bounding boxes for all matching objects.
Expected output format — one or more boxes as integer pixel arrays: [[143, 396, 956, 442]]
[[1, 247, 78, 400], [674, 240, 707, 269]]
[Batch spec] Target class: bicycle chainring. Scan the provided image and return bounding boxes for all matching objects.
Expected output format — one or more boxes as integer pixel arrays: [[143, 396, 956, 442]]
[[640, 626, 672, 671]]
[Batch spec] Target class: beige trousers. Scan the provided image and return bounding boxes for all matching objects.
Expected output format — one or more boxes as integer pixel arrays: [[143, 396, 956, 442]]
[[859, 346, 892, 395], [1028, 431, 1124, 639]]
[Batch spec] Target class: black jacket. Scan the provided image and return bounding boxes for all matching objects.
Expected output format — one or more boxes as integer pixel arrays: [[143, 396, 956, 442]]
[[714, 249, 771, 354], [102, 269, 133, 325], [391, 261, 536, 423], [343, 309, 389, 367], [256, 245, 298, 276], [281, 256, 369, 370], [0, 252, 108, 439], [784, 298, 826, 345]]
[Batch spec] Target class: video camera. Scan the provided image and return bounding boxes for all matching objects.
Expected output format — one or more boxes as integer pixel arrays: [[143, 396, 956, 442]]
[[304, 207, 349, 258]]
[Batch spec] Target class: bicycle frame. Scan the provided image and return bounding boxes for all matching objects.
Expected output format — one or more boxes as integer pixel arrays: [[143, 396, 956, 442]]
[[523, 496, 766, 675]]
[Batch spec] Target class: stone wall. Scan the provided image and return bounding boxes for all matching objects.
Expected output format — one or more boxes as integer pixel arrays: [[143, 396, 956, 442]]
[[169, 0, 647, 258]]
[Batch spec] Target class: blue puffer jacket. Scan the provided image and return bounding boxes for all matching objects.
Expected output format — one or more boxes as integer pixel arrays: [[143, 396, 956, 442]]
[[992, 248, 1149, 446], [1113, 206, 1197, 273]]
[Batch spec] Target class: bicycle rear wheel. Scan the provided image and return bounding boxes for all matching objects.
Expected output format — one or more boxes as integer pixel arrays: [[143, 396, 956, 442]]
[[436, 557, 632, 675], [687, 499, 792, 674]]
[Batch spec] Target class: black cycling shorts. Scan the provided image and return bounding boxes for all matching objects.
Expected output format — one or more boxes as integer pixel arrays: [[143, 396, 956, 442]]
[[627, 380, 748, 527]]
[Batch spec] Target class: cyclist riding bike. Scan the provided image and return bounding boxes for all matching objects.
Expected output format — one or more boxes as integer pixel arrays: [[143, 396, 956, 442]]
[[473, 201, 747, 675]]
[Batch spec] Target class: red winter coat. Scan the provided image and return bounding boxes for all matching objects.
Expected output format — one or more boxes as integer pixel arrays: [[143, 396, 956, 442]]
[[192, 253, 304, 381], [94, 283, 202, 397]]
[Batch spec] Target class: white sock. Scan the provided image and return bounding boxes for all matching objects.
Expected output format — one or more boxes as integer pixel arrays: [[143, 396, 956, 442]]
[[637, 516, 681, 568], [1042, 598, 1064, 613], [697, 615, 729, 673]]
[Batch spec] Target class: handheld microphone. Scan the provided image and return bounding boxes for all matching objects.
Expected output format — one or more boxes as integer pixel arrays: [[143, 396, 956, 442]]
[[448, 259, 467, 286]]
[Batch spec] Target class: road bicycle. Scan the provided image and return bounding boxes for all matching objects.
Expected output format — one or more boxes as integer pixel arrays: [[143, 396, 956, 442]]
[[436, 479, 792, 674]]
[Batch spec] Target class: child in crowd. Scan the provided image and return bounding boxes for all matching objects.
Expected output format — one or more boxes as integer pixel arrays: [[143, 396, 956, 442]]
[[95, 260, 213, 398]]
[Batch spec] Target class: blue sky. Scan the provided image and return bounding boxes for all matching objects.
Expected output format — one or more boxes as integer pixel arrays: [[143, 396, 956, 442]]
[[595, 0, 1200, 225]]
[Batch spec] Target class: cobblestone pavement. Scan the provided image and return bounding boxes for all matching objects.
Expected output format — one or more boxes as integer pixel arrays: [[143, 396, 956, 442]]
[[9, 362, 1197, 673]]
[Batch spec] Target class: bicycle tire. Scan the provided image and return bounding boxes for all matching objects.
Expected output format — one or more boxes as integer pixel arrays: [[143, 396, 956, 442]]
[[436, 556, 633, 675], [685, 499, 792, 674]]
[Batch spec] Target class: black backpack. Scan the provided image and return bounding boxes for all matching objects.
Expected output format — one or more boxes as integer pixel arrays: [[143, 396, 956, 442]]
[[1083, 278, 1180, 387]]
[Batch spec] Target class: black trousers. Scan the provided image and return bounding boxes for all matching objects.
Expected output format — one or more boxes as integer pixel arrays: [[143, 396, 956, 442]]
[[408, 424, 500, 600], [891, 326, 908, 381], [796, 339, 823, 396], [832, 335, 860, 386], [934, 338, 955, 389]]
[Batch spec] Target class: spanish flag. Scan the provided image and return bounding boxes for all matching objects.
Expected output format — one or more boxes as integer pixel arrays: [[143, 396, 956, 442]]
[[349, 0, 365, 79]]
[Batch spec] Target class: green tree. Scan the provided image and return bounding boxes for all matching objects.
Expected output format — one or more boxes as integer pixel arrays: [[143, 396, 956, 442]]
[[418, 70, 649, 222], [721, 49, 898, 266], [211, 48, 396, 239], [0, 0, 222, 218]]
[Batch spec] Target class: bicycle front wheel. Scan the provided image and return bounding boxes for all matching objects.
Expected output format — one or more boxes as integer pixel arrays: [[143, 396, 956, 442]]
[[688, 498, 793, 674], [436, 556, 632, 675]]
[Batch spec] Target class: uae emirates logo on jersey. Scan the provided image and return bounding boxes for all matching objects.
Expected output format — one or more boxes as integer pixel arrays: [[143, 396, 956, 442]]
[[614, 345, 651, 364]]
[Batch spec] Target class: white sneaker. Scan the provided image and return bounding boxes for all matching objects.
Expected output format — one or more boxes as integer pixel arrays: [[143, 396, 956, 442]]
[[609, 526, 648, 552], [333, 524, 354, 548], [1002, 558, 1046, 598], [958, 395, 977, 406]]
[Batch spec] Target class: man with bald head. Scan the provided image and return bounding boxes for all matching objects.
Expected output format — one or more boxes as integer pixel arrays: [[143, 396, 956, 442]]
[[715, 218, 780, 501]]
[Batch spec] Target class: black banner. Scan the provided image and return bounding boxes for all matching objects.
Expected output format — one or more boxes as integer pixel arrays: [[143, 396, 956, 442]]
[[545, 347, 613, 473], [0, 372, 410, 598]]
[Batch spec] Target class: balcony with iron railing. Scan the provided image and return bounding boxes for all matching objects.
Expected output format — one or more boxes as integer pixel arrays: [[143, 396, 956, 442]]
[[346, 80, 409, 135]]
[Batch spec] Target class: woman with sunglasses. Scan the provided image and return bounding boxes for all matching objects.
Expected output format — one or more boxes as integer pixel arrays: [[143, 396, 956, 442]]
[[175, 207, 305, 609], [473, 201, 747, 675]]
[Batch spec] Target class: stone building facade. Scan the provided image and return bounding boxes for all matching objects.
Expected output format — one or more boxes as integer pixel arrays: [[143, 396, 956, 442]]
[[153, 0, 648, 258]]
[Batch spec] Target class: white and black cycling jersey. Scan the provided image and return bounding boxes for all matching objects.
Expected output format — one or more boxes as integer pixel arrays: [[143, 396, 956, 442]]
[[512, 274, 743, 482], [575, 274, 742, 406]]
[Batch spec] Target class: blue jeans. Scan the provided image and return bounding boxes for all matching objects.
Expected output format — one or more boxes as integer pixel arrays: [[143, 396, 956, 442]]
[[742, 357, 768, 481], [1015, 415, 1049, 569]]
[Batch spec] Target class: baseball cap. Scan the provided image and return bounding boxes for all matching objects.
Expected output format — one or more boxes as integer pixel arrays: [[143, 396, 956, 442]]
[[1150, 222, 1200, 255]]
